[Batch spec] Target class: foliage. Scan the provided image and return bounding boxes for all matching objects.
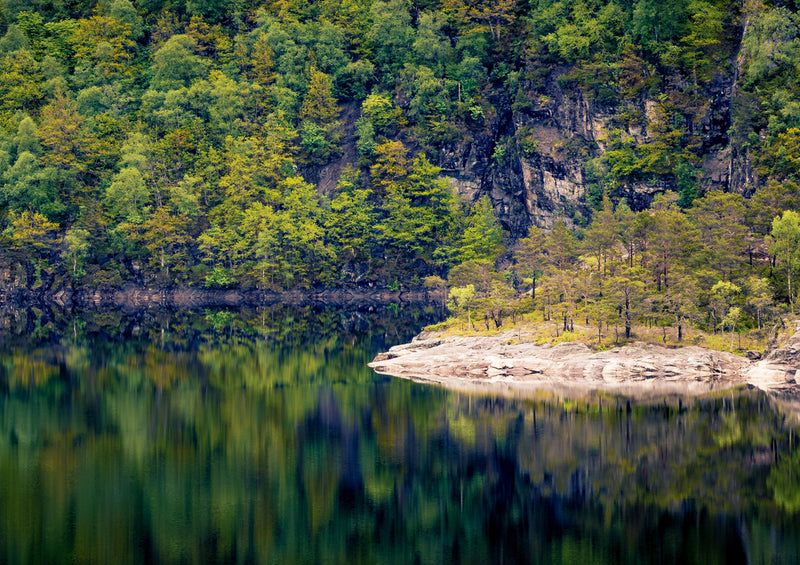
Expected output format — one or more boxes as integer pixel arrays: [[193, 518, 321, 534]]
[[0, 0, 793, 313]]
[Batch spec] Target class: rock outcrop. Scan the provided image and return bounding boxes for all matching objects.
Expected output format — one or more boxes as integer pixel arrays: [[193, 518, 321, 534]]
[[439, 66, 752, 236], [369, 323, 800, 398]]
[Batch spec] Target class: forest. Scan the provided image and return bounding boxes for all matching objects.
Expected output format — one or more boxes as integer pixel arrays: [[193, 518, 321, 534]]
[[1, 0, 800, 341]]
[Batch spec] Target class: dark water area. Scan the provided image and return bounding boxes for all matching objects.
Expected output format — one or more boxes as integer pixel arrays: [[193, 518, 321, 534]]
[[1, 305, 799, 564]]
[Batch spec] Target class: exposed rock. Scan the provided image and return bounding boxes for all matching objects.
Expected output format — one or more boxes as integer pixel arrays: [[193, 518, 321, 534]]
[[439, 65, 747, 236], [369, 323, 800, 399], [746, 324, 800, 390]]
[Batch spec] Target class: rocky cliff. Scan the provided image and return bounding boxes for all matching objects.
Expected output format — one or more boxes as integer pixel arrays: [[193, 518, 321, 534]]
[[437, 63, 753, 236]]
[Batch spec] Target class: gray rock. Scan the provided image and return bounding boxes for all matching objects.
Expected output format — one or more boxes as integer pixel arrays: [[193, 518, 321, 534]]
[[369, 323, 800, 398]]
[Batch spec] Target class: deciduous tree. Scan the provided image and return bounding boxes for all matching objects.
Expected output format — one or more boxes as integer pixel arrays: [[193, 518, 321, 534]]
[[769, 210, 800, 314]]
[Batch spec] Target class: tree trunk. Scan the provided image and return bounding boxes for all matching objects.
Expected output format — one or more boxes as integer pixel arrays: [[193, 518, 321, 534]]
[[624, 294, 631, 339]]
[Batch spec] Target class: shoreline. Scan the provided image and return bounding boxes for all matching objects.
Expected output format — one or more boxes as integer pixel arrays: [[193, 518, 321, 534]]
[[368, 323, 800, 400], [1, 285, 439, 309]]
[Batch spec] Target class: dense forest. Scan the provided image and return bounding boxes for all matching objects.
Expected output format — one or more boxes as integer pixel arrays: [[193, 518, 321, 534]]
[[1, 0, 800, 339]]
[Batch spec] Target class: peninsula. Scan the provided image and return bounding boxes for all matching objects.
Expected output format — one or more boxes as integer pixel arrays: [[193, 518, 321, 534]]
[[369, 322, 800, 399]]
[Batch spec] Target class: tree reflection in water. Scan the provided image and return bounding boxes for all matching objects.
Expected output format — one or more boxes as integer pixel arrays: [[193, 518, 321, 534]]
[[0, 305, 798, 564]]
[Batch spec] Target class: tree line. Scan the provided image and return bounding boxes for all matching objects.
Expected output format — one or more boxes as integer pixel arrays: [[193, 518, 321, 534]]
[[444, 185, 800, 345]]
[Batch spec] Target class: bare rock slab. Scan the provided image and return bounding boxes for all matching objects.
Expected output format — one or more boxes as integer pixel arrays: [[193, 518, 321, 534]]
[[369, 325, 800, 398]]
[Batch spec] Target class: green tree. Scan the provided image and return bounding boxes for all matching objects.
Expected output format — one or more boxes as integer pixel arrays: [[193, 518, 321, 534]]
[[442, 0, 516, 40], [649, 192, 698, 290], [513, 226, 545, 298], [448, 259, 497, 293], [370, 140, 410, 194], [325, 168, 376, 264], [608, 265, 646, 340], [208, 70, 250, 138], [631, 0, 688, 51], [368, 0, 413, 75], [299, 120, 341, 164], [544, 220, 576, 271], [105, 132, 153, 224], [769, 210, 800, 314], [448, 284, 476, 330], [134, 208, 193, 280], [105, 167, 150, 224], [709, 280, 741, 335], [0, 49, 43, 121], [658, 266, 700, 342], [583, 194, 619, 273], [38, 89, 98, 173], [675, 160, 701, 208], [150, 35, 208, 91], [682, 0, 725, 89], [109, 0, 145, 40], [62, 227, 90, 276], [0, 25, 29, 53], [744, 276, 773, 330], [741, 6, 800, 83], [298, 66, 338, 124], [749, 180, 800, 236], [1, 151, 66, 220], [275, 176, 330, 287], [198, 223, 240, 284], [6, 210, 59, 255], [239, 202, 279, 288], [248, 31, 277, 87], [14, 115, 41, 156], [458, 195, 505, 263], [690, 190, 749, 281], [377, 151, 456, 265], [361, 93, 402, 135], [69, 14, 136, 83]]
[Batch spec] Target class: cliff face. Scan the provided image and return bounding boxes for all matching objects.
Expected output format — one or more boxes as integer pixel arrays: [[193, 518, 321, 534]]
[[438, 59, 755, 237]]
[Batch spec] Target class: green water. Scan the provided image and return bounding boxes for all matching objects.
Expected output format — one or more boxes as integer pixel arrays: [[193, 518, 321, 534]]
[[1, 305, 799, 564]]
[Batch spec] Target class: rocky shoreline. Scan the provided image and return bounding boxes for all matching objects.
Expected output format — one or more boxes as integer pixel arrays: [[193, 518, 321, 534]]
[[369, 323, 800, 399], [3, 284, 438, 309]]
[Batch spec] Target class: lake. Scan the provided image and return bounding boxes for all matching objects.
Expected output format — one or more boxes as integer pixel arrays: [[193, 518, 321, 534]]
[[1, 304, 799, 564]]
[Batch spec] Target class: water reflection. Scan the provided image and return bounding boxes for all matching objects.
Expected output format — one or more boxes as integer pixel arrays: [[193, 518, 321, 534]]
[[1, 306, 799, 564]]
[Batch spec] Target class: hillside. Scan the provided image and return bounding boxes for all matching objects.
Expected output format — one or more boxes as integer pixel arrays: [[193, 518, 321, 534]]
[[1, 0, 800, 341]]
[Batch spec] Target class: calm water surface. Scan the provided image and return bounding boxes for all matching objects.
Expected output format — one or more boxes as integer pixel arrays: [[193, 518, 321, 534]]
[[1, 305, 800, 564]]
